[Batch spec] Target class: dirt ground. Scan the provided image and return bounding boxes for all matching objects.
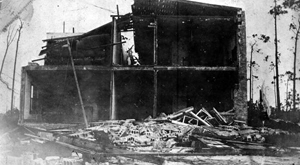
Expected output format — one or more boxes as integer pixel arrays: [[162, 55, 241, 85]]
[[1, 136, 300, 165]]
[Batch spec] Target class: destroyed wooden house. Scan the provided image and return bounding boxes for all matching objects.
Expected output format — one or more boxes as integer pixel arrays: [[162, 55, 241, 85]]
[[19, 0, 247, 125]]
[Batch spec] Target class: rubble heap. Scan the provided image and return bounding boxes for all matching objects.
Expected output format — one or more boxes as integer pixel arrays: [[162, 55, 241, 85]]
[[64, 106, 270, 153]]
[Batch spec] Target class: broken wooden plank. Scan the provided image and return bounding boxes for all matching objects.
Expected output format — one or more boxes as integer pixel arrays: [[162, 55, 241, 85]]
[[24, 133, 51, 141], [167, 106, 194, 119], [171, 120, 192, 127], [23, 126, 36, 135], [196, 108, 213, 119], [182, 115, 199, 126], [212, 107, 227, 124], [188, 111, 211, 126]]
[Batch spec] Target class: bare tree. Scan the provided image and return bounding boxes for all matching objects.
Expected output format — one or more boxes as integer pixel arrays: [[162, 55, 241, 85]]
[[249, 36, 257, 102], [282, 0, 300, 111], [11, 20, 23, 111], [0, 26, 17, 90], [269, 0, 288, 111], [285, 71, 293, 110], [248, 34, 270, 102], [290, 18, 300, 111]]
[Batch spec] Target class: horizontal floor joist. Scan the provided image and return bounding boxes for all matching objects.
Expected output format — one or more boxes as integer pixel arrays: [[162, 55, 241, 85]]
[[134, 15, 236, 20], [24, 65, 237, 71]]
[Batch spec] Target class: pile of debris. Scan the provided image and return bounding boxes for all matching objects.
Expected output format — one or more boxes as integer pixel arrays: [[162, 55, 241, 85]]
[[5, 107, 300, 165], [18, 106, 300, 156], [63, 107, 270, 153]]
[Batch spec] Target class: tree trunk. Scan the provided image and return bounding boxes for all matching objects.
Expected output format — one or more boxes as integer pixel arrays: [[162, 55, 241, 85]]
[[292, 19, 300, 111], [0, 27, 17, 76], [274, 0, 281, 111], [249, 44, 254, 102], [11, 22, 23, 111]]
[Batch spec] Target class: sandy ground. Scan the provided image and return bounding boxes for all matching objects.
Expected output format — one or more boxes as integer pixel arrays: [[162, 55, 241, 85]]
[[1, 142, 300, 165]]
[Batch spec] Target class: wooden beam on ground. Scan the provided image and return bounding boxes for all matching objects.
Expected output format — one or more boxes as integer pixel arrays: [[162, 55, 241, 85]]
[[188, 111, 211, 126], [167, 106, 194, 119]]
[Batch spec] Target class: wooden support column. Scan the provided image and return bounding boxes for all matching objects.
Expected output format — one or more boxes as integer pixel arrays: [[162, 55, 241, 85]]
[[110, 16, 118, 119], [112, 17, 118, 65], [110, 71, 116, 119], [66, 39, 89, 128], [152, 19, 158, 117], [153, 70, 158, 117], [153, 19, 158, 66]]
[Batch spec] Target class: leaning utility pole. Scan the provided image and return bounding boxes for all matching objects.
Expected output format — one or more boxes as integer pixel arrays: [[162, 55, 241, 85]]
[[274, 0, 281, 111]]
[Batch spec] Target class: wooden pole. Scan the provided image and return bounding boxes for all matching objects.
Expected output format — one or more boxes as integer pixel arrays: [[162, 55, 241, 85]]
[[66, 39, 88, 128], [153, 70, 157, 117], [112, 17, 118, 65], [116, 5, 120, 19], [110, 16, 117, 119], [153, 19, 158, 65], [110, 71, 116, 119], [153, 19, 158, 117]]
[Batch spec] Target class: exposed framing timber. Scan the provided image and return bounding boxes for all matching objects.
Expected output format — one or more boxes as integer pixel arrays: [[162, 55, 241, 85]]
[[153, 66, 236, 71], [24, 65, 237, 72], [110, 16, 118, 120], [42, 35, 82, 42], [137, 15, 236, 20], [153, 70, 158, 117]]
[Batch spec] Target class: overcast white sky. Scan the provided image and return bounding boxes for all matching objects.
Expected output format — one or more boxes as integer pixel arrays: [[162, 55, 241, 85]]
[[0, 0, 299, 113]]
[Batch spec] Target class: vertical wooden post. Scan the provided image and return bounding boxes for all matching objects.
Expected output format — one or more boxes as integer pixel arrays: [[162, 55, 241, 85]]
[[153, 18, 158, 117], [66, 39, 88, 128], [116, 5, 120, 19], [110, 16, 118, 119], [111, 71, 116, 119], [153, 70, 158, 117], [153, 19, 158, 65], [112, 17, 118, 65]]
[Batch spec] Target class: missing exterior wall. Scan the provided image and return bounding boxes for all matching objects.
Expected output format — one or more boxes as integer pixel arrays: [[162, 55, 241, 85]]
[[20, 0, 247, 124]]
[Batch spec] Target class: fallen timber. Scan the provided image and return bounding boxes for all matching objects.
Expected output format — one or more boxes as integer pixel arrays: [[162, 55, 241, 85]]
[[20, 106, 297, 158]]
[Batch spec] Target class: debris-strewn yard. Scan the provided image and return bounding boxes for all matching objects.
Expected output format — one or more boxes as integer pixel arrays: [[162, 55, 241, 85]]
[[1, 106, 300, 165]]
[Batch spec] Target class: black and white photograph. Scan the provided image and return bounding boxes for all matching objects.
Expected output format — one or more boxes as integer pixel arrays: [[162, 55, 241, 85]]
[[0, 0, 299, 164]]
